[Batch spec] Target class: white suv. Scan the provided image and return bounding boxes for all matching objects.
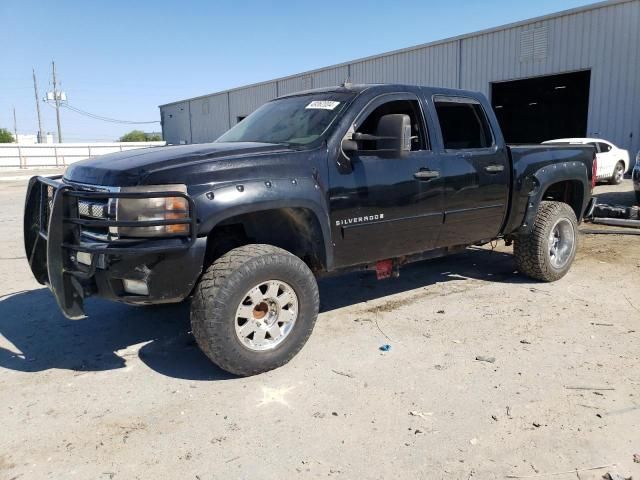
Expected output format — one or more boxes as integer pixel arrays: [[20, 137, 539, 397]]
[[543, 138, 629, 185]]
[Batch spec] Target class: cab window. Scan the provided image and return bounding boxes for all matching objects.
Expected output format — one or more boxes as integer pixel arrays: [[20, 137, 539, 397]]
[[355, 99, 427, 152], [434, 96, 493, 150]]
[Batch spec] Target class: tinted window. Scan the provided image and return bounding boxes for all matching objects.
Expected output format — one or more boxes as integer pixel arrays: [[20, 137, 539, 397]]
[[434, 97, 493, 149], [597, 142, 612, 153], [355, 99, 427, 152]]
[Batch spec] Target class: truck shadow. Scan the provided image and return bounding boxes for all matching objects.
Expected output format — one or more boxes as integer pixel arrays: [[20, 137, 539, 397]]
[[0, 247, 527, 380], [319, 247, 526, 312], [0, 290, 230, 381]]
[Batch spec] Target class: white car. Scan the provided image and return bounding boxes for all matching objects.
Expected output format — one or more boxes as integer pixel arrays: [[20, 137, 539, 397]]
[[543, 138, 629, 185]]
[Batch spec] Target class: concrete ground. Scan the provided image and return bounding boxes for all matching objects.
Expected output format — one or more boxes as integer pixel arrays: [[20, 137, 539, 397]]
[[1, 170, 639, 480]]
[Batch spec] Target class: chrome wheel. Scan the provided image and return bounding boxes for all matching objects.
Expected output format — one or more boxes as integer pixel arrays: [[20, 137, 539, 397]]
[[548, 217, 575, 269], [235, 280, 299, 351]]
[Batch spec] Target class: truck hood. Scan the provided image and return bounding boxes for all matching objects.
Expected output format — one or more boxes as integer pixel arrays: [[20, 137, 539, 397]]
[[64, 142, 290, 186]]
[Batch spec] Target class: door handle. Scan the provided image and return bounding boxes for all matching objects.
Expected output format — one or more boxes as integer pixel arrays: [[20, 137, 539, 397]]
[[414, 170, 440, 180], [484, 164, 505, 173]]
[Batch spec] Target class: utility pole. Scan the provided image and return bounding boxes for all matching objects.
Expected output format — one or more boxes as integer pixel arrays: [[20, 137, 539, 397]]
[[52, 61, 62, 143], [32, 68, 44, 143], [13, 106, 18, 143]]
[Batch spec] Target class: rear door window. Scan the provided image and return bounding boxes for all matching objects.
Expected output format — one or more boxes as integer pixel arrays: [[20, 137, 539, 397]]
[[597, 142, 612, 153], [433, 96, 494, 150]]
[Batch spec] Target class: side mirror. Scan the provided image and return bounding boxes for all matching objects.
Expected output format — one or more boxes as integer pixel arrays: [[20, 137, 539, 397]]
[[341, 138, 358, 153], [375, 114, 412, 154], [338, 137, 357, 173]]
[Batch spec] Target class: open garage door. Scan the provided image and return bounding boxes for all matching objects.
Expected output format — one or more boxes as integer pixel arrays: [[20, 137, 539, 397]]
[[491, 70, 591, 144]]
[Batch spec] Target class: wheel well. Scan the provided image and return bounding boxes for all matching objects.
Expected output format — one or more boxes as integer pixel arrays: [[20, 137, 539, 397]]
[[203, 208, 326, 272], [541, 180, 584, 219]]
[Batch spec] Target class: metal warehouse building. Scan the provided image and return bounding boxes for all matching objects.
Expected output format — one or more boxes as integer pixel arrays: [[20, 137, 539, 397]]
[[159, 0, 640, 159]]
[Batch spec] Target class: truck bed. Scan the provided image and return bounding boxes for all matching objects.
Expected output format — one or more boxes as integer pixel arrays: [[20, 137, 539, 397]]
[[503, 143, 595, 235]]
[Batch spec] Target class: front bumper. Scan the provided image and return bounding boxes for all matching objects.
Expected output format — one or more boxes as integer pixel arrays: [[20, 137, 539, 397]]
[[23, 176, 206, 319]]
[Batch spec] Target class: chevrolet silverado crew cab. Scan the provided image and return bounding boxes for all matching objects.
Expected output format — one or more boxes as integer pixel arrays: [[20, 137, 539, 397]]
[[24, 84, 597, 376]]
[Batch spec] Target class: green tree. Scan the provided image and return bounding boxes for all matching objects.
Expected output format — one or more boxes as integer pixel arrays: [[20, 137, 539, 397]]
[[119, 130, 148, 142], [0, 128, 15, 143], [146, 133, 162, 141]]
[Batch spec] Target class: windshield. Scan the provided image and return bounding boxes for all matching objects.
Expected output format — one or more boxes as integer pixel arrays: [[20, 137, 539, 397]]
[[216, 92, 354, 146]]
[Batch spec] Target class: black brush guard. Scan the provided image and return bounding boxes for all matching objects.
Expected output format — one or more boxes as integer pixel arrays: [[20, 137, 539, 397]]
[[23, 176, 197, 320]]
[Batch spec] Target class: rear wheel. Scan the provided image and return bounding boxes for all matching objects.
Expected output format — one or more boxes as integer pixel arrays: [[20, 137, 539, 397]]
[[190, 244, 319, 376], [610, 161, 625, 185], [514, 201, 578, 282]]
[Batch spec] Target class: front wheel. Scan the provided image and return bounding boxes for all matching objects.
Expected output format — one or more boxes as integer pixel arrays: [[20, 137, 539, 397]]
[[190, 244, 319, 376], [610, 161, 625, 185], [514, 201, 579, 282]]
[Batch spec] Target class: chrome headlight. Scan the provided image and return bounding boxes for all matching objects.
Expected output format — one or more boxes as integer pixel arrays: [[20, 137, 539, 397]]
[[111, 184, 190, 238]]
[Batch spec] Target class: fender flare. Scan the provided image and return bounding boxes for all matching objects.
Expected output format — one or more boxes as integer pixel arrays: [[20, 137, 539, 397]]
[[195, 177, 334, 269], [517, 160, 590, 235]]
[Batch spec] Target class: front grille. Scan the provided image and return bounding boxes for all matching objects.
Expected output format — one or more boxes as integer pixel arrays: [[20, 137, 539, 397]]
[[71, 185, 114, 241], [78, 199, 109, 219], [30, 175, 196, 258]]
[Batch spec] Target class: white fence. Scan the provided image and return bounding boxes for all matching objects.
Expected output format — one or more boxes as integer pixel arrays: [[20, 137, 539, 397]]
[[0, 142, 166, 168]]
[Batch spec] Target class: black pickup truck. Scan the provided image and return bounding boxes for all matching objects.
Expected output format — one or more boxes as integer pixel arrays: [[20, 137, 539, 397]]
[[24, 84, 597, 376]]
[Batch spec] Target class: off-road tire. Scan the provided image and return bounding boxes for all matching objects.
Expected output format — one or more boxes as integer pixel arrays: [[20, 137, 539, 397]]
[[514, 201, 578, 282], [609, 161, 625, 185], [190, 244, 319, 376]]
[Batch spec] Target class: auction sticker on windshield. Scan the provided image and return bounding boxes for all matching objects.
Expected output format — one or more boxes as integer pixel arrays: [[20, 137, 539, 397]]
[[305, 100, 340, 110]]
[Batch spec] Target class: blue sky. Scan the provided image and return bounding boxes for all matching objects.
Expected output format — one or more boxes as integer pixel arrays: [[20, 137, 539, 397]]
[[1, 0, 594, 142]]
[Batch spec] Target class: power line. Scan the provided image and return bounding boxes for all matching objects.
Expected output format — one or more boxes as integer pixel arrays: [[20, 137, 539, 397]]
[[61, 103, 159, 124], [40, 61, 159, 127], [44, 97, 157, 125]]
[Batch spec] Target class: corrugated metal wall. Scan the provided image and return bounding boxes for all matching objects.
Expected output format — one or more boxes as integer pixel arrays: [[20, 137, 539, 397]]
[[459, 0, 640, 154], [228, 82, 278, 128], [189, 93, 229, 143], [160, 102, 191, 145], [349, 42, 459, 87], [161, 0, 640, 156], [278, 65, 350, 96]]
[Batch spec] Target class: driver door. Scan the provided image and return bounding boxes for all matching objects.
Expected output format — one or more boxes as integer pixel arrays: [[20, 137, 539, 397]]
[[328, 93, 444, 268]]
